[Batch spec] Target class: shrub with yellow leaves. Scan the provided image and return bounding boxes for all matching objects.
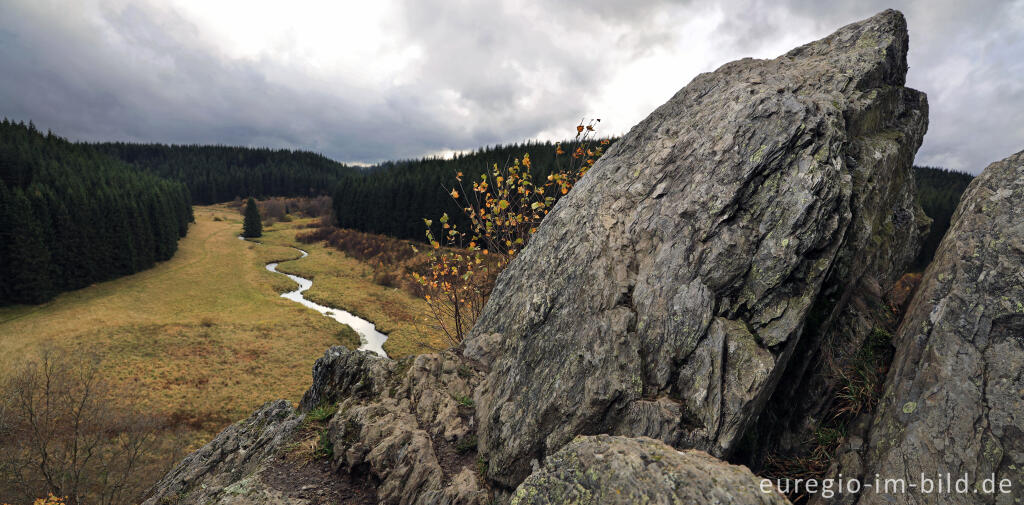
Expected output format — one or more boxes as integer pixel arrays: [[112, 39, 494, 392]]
[[415, 119, 607, 344], [0, 496, 66, 505], [34, 496, 67, 505]]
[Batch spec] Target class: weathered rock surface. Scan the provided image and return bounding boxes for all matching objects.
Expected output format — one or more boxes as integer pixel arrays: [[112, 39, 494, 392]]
[[822, 150, 1024, 504], [144, 347, 489, 505], [745, 272, 912, 464], [510, 435, 790, 505], [142, 400, 315, 505], [146, 346, 804, 505], [319, 347, 488, 505], [468, 9, 928, 488]]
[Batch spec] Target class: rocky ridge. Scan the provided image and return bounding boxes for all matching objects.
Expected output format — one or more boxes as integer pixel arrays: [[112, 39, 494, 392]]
[[144, 348, 489, 505], [467, 8, 928, 488], [510, 435, 789, 505]]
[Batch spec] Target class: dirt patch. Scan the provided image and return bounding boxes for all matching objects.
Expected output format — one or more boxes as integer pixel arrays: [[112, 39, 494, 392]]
[[262, 451, 377, 505], [430, 402, 479, 485]]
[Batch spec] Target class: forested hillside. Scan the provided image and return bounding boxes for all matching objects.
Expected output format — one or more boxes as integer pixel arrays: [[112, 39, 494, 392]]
[[95, 143, 355, 204], [913, 165, 974, 268], [2, 123, 967, 308], [0, 121, 192, 305], [329, 143, 973, 271], [332, 139, 611, 240]]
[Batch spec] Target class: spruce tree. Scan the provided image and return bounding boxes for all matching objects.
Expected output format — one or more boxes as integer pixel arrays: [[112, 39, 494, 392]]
[[5, 189, 54, 303], [243, 197, 262, 238]]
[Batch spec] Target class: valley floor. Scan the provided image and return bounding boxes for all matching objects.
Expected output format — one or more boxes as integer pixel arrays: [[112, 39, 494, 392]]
[[0, 205, 443, 451]]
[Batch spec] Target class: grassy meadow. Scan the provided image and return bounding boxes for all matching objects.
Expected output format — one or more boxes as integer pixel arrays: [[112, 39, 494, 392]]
[[257, 222, 449, 357], [0, 204, 442, 450]]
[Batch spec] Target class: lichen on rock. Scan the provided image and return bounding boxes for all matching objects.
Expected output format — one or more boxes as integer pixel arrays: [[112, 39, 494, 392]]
[[510, 435, 790, 505], [468, 8, 928, 489], [820, 150, 1024, 505]]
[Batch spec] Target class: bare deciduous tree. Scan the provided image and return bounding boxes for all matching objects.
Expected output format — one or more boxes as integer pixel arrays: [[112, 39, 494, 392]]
[[0, 347, 176, 505]]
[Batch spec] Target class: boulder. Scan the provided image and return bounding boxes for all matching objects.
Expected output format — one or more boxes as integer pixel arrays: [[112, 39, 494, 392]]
[[510, 435, 790, 505], [822, 150, 1024, 505], [468, 9, 928, 488]]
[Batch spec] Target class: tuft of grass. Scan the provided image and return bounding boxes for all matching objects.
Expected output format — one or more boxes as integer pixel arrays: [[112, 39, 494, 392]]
[[307, 404, 338, 423], [313, 429, 334, 459], [476, 455, 489, 479], [833, 327, 893, 418], [455, 395, 475, 408], [766, 324, 895, 504], [813, 425, 845, 450]]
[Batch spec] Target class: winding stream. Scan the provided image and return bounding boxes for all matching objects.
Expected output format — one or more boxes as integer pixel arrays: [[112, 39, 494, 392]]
[[244, 237, 389, 358]]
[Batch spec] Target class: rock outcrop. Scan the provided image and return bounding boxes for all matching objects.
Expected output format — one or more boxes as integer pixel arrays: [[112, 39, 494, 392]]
[[317, 348, 488, 505], [144, 347, 490, 505], [141, 400, 324, 505], [468, 9, 928, 488], [821, 150, 1024, 505], [510, 435, 790, 505]]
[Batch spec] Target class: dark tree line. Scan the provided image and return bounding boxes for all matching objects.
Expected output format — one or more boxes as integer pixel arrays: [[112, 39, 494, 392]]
[[0, 120, 193, 305], [912, 165, 975, 269], [1, 117, 971, 308], [332, 139, 612, 240], [94, 143, 356, 204], [331, 150, 973, 271], [92, 138, 608, 242]]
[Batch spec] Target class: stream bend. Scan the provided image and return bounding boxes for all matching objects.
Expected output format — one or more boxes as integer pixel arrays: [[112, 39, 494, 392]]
[[244, 236, 389, 358]]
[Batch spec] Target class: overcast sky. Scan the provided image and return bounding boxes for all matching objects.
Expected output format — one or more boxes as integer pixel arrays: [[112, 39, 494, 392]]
[[1, 1, 1021, 173]]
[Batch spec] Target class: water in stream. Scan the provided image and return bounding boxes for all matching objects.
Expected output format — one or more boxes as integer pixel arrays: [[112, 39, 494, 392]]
[[246, 237, 389, 357]]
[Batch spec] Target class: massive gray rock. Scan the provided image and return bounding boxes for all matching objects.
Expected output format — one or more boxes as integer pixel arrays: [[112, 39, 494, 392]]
[[510, 435, 790, 505], [468, 9, 928, 488], [822, 150, 1024, 505]]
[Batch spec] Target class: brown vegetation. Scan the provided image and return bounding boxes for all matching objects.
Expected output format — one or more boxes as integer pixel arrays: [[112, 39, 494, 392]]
[[229, 196, 332, 224], [888, 272, 922, 315], [0, 347, 183, 505], [295, 226, 427, 296]]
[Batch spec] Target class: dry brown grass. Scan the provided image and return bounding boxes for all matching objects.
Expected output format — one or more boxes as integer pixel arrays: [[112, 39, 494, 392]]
[[0, 205, 360, 452], [257, 218, 449, 356], [295, 227, 427, 296]]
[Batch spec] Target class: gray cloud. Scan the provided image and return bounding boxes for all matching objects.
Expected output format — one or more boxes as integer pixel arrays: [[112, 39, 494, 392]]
[[0, 0, 1020, 173]]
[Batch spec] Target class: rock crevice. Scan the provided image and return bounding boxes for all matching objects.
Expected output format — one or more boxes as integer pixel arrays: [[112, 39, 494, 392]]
[[821, 150, 1024, 505]]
